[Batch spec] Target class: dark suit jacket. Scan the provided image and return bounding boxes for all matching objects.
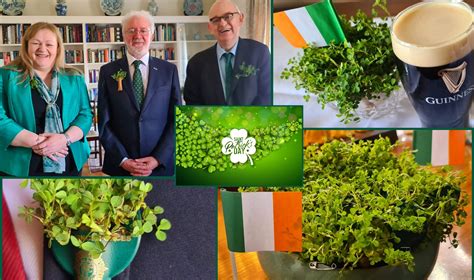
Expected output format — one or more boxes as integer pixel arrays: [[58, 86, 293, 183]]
[[183, 38, 271, 105], [42, 181, 217, 280], [98, 57, 181, 176]]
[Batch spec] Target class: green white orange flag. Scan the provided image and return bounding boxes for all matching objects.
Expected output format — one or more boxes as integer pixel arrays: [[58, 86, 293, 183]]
[[413, 130, 466, 166], [274, 0, 346, 48], [221, 191, 302, 252]]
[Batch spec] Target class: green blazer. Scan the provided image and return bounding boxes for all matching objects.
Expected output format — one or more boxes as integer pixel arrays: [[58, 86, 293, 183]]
[[0, 67, 92, 176]]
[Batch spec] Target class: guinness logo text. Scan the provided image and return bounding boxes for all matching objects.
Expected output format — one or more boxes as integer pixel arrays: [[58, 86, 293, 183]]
[[425, 85, 474, 104]]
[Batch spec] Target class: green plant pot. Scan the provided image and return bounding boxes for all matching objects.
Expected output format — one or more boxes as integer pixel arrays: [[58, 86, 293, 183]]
[[52, 236, 141, 280], [257, 239, 439, 280]]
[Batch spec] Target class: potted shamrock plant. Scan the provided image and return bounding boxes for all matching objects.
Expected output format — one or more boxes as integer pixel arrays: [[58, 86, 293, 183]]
[[281, 0, 401, 124], [20, 178, 171, 280], [251, 137, 468, 279]]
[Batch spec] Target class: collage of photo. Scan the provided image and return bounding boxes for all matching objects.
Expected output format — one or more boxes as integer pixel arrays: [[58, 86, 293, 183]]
[[0, 0, 473, 279]]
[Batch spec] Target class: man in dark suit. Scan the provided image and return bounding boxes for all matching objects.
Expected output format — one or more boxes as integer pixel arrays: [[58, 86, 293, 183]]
[[98, 11, 181, 176], [183, 0, 271, 105]]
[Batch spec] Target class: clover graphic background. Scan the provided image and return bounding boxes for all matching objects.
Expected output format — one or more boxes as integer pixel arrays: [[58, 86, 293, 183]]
[[221, 129, 256, 165]]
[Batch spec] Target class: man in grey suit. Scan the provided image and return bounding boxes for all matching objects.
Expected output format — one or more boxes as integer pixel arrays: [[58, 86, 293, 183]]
[[184, 0, 271, 105]]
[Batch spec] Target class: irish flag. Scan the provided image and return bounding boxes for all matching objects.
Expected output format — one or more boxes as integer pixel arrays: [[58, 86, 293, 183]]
[[221, 191, 302, 252], [274, 0, 346, 48], [413, 130, 466, 166]]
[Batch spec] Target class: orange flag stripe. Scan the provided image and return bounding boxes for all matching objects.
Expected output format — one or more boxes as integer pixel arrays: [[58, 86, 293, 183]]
[[273, 192, 303, 252], [274, 12, 307, 48], [449, 130, 465, 165]]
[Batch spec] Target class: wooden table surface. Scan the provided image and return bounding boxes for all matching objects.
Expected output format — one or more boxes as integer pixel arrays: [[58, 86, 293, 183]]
[[218, 131, 472, 279]]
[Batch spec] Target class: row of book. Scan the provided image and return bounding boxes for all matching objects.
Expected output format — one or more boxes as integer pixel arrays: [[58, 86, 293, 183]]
[[0, 24, 83, 44], [88, 69, 100, 84], [154, 24, 176, 41], [0, 50, 83, 66], [57, 25, 83, 43], [150, 47, 175, 60], [87, 46, 175, 64], [65, 49, 84, 64], [86, 24, 123, 43], [0, 47, 175, 67], [87, 47, 126, 63], [1, 24, 30, 45], [0, 23, 176, 45]]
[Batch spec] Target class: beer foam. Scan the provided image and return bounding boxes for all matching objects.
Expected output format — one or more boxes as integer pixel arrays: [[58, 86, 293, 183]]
[[392, 2, 473, 67]]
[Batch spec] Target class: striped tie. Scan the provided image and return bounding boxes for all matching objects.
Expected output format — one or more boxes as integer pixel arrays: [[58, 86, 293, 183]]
[[132, 60, 144, 107]]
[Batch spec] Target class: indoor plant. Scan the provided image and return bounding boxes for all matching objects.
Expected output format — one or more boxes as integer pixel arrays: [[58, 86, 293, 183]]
[[20, 179, 171, 279], [281, 0, 400, 124], [247, 137, 468, 278]]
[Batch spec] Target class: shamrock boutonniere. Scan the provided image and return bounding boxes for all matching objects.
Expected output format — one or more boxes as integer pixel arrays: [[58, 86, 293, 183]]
[[111, 69, 127, 92], [30, 77, 40, 90], [235, 62, 259, 79]]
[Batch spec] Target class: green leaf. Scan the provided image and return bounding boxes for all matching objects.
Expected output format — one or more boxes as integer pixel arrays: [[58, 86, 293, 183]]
[[155, 230, 167, 241], [56, 232, 70, 245], [143, 222, 153, 233], [153, 206, 164, 214], [55, 180, 65, 191], [65, 194, 79, 205], [55, 190, 67, 199], [70, 235, 81, 247], [158, 219, 171, 231], [81, 241, 99, 252], [110, 196, 123, 208]]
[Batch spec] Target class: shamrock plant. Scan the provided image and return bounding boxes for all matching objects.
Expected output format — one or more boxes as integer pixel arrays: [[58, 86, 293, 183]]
[[19, 179, 171, 258], [244, 137, 467, 271], [235, 62, 259, 79], [281, 0, 399, 123]]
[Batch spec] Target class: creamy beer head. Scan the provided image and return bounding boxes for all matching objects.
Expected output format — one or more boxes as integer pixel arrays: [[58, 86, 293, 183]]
[[392, 2, 473, 67]]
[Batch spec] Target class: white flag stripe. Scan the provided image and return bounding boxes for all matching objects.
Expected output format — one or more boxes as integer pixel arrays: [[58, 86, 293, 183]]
[[432, 130, 449, 166], [285, 8, 327, 47], [242, 192, 275, 251]]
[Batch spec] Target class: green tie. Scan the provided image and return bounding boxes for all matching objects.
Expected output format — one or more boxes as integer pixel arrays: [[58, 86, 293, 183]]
[[223, 52, 234, 101], [132, 60, 144, 107]]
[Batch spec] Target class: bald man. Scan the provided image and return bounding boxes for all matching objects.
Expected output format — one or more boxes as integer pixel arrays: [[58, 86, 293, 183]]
[[184, 0, 271, 105]]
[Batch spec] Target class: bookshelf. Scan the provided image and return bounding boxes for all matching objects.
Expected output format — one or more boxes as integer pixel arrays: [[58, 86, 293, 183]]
[[0, 16, 215, 169], [0, 16, 215, 88]]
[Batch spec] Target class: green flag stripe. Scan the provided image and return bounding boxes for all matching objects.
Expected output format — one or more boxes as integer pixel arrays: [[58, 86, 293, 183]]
[[305, 1, 346, 44], [413, 130, 432, 165], [221, 191, 245, 252]]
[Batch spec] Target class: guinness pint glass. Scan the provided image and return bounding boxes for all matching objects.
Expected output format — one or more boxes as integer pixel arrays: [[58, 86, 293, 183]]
[[391, 1, 474, 127]]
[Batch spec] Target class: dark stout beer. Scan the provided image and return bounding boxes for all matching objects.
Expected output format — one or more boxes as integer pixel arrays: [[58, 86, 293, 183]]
[[391, 2, 473, 127]]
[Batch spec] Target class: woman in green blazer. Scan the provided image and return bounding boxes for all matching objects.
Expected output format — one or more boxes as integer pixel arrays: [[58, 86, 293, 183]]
[[0, 22, 92, 176]]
